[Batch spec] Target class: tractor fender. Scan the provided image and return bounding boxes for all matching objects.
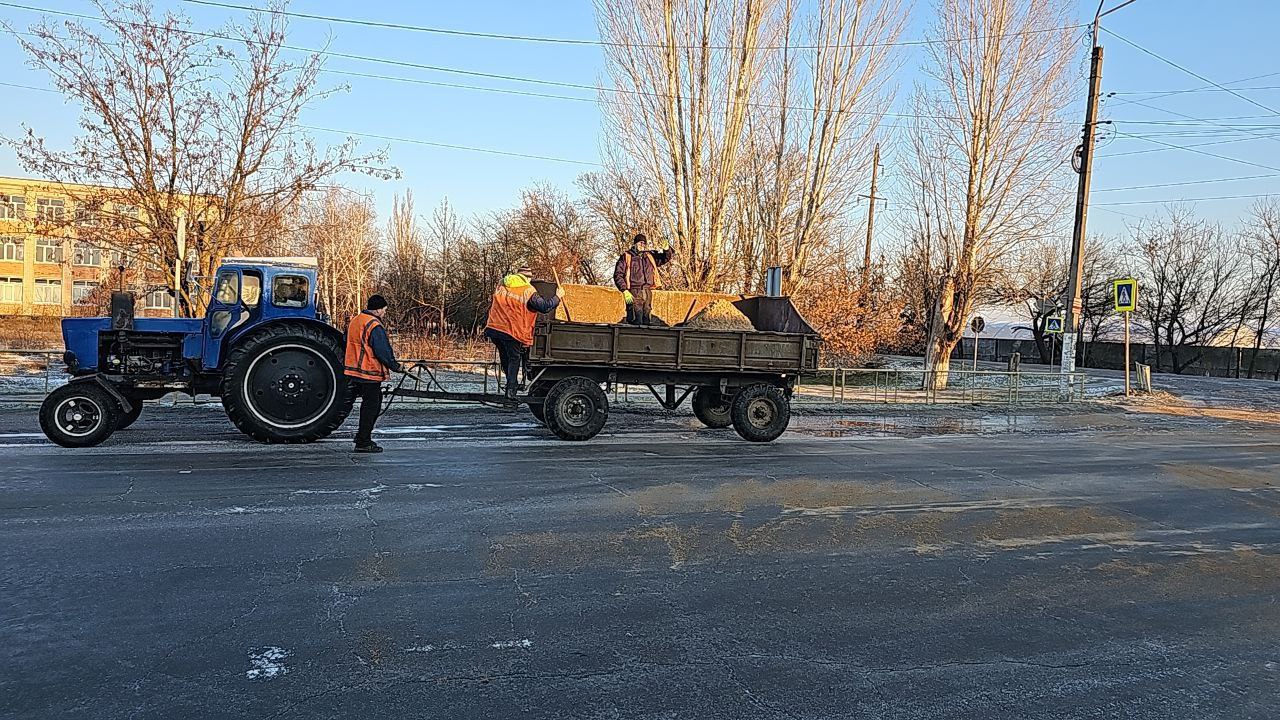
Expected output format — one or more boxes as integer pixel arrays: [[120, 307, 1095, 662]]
[[64, 373, 134, 414], [225, 318, 345, 361]]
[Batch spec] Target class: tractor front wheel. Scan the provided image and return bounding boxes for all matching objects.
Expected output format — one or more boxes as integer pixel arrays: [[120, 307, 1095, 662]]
[[40, 382, 120, 448], [221, 323, 354, 443]]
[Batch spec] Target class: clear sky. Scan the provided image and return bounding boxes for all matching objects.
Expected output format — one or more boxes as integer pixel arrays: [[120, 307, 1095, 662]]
[[1, 0, 1278, 245]]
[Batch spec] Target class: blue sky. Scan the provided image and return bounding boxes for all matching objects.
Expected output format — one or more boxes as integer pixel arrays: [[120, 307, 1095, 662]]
[[1, 0, 1278, 244]]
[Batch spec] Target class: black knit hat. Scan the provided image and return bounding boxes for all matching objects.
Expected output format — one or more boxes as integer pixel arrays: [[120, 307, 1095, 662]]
[[367, 294, 388, 311], [632, 233, 647, 246]]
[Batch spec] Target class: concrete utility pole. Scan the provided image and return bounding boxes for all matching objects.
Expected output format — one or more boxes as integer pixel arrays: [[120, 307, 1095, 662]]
[[1061, 1, 1139, 398], [861, 143, 881, 282]]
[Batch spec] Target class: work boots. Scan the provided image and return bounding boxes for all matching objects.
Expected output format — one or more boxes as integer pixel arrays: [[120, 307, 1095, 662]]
[[503, 384, 520, 408]]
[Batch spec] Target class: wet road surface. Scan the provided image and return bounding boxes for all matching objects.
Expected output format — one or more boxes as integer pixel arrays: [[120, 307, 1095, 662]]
[[2, 401, 1279, 719]]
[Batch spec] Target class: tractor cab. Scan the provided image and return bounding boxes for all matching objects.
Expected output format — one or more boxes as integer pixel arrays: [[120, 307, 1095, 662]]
[[200, 257, 320, 369]]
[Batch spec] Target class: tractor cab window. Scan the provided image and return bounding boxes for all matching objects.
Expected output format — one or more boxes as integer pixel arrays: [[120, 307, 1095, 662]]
[[214, 272, 239, 305], [272, 274, 309, 308], [242, 272, 262, 307]]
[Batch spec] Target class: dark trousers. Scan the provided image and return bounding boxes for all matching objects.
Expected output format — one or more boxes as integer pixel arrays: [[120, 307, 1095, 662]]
[[352, 380, 382, 445], [626, 286, 654, 325], [484, 328, 527, 393]]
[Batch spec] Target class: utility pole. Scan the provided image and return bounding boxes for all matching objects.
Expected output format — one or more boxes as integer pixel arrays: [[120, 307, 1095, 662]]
[[1059, 40, 1104, 397], [861, 143, 881, 283], [173, 214, 187, 319], [1061, 0, 1138, 399]]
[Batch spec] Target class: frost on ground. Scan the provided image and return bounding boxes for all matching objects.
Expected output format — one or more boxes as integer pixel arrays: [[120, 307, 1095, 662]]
[[246, 646, 290, 680], [491, 639, 533, 649]]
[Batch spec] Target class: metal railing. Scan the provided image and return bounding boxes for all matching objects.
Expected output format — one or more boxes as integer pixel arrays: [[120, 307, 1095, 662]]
[[0, 349, 1093, 406], [792, 367, 1091, 405]]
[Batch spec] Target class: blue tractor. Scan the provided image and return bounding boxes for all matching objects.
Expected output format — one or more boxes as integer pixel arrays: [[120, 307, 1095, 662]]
[[40, 257, 354, 447]]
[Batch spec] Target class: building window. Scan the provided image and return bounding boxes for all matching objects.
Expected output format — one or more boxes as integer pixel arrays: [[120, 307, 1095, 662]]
[[75, 205, 100, 227], [109, 249, 125, 267], [34, 279, 61, 305], [0, 276, 21, 303], [74, 244, 103, 267], [35, 237, 63, 264], [0, 194, 25, 220], [145, 288, 173, 310], [36, 198, 66, 221], [73, 280, 98, 304], [0, 236, 22, 261], [115, 204, 140, 224]]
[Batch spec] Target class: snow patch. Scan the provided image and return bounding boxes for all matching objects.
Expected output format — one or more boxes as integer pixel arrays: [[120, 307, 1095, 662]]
[[403, 483, 443, 489], [245, 646, 290, 680], [490, 639, 532, 650], [0, 432, 45, 438], [403, 645, 434, 653]]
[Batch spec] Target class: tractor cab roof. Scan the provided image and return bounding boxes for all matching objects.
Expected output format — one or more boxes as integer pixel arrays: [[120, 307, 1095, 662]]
[[219, 256, 318, 271]]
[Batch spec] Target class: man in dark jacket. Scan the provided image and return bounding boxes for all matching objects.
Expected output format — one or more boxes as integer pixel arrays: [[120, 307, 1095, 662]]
[[613, 233, 673, 325], [344, 294, 401, 453]]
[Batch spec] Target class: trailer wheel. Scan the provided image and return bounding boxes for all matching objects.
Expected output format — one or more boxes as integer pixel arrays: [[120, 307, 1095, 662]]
[[692, 387, 733, 429], [40, 382, 120, 448], [221, 322, 354, 443], [730, 383, 790, 442], [543, 376, 608, 441], [115, 398, 143, 430]]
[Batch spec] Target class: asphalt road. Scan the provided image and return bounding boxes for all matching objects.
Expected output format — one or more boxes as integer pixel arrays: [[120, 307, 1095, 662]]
[[2, 401, 1279, 719]]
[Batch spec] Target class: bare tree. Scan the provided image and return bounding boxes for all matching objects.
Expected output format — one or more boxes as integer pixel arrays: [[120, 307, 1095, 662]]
[[997, 237, 1121, 364], [596, 0, 903, 293], [908, 0, 1075, 388], [1242, 200, 1280, 378], [296, 188, 379, 323], [595, 0, 773, 290], [1133, 208, 1245, 374], [484, 185, 607, 283], [6, 0, 393, 314]]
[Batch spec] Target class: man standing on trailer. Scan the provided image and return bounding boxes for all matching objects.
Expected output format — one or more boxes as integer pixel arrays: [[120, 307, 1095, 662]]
[[484, 267, 563, 403], [613, 233, 673, 326], [345, 294, 401, 453]]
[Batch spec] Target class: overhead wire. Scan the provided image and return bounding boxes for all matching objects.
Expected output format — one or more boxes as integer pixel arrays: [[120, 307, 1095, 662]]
[[183, 0, 1086, 51]]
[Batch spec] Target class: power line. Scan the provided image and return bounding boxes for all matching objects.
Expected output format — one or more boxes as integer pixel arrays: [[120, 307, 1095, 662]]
[[1094, 172, 1280, 193], [302, 125, 600, 166], [1095, 191, 1277, 207], [1110, 130, 1280, 173], [0, 2, 1086, 127], [184, 0, 1086, 51], [0, 78, 601, 166], [1108, 70, 1280, 108], [1102, 27, 1280, 116]]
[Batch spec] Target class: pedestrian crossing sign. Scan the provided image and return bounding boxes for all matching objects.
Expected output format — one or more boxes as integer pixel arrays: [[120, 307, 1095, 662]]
[[1114, 278, 1138, 313], [1046, 316, 1064, 334]]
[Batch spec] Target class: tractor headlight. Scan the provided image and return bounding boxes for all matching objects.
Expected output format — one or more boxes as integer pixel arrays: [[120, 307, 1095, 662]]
[[62, 350, 78, 372]]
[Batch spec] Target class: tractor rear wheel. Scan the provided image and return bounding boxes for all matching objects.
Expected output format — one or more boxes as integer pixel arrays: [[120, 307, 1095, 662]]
[[221, 322, 354, 443], [40, 381, 120, 448]]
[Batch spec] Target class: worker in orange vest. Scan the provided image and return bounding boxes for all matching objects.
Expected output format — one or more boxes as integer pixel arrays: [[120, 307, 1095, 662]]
[[613, 233, 673, 325], [484, 267, 563, 402], [344, 294, 401, 453]]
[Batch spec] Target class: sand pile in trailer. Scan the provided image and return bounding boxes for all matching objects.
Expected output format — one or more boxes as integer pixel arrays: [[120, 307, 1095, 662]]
[[681, 299, 756, 331], [554, 284, 747, 326], [553, 284, 624, 324]]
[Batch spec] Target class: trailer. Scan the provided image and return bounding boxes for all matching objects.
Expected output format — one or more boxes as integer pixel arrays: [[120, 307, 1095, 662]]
[[391, 295, 820, 442]]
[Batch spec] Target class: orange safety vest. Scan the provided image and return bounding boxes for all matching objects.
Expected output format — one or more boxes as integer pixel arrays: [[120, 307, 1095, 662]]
[[624, 251, 662, 290], [344, 312, 390, 381], [486, 278, 540, 347]]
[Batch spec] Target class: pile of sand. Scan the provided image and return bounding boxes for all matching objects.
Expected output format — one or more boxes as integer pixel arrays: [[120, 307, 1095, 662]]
[[553, 284, 748, 327], [681, 299, 756, 331]]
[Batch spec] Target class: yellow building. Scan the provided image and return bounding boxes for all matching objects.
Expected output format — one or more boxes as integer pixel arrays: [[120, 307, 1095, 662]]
[[0, 175, 177, 318]]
